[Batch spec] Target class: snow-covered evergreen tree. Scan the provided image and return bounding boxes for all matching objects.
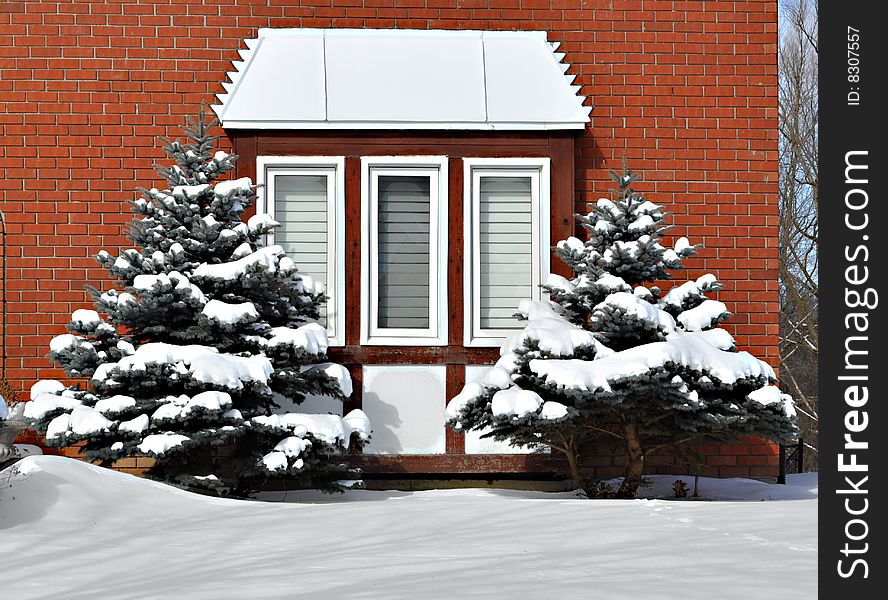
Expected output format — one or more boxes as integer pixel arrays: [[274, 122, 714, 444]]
[[25, 110, 370, 495], [446, 166, 797, 498]]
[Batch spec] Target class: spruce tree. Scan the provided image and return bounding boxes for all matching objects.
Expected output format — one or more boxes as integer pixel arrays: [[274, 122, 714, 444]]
[[446, 166, 797, 498], [26, 110, 370, 495]]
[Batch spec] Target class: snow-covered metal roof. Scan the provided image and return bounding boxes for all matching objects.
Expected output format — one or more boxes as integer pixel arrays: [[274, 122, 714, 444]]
[[212, 28, 590, 131]]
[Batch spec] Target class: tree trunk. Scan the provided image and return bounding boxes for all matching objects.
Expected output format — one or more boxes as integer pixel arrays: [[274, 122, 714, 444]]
[[617, 423, 645, 498], [563, 438, 588, 493]]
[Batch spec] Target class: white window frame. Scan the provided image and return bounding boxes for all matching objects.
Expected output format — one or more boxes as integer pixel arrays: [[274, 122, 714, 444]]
[[361, 156, 449, 346], [256, 156, 346, 347], [463, 157, 551, 347]]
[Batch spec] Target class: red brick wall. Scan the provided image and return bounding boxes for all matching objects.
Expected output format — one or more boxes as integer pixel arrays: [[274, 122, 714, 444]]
[[582, 436, 780, 480], [1, 1, 779, 475]]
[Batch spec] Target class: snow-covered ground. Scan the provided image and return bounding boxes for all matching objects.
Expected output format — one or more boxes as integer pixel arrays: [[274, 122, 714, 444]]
[[1, 456, 816, 599]]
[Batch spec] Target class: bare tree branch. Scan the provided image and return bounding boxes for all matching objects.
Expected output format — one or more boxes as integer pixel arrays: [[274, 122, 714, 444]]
[[778, 0, 818, 470]]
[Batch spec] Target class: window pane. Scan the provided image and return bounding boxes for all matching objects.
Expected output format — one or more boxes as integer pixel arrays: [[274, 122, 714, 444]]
[[479, 176, 533, 329], [377, 175, 431, 329], [274, 174, 329, 325]]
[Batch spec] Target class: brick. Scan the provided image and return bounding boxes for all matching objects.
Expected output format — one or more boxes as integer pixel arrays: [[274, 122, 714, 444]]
[[739, 455, 769, 466], [750, 465, 779, 478], [719, 466, 753, 478], [719, 444, 750, 456]]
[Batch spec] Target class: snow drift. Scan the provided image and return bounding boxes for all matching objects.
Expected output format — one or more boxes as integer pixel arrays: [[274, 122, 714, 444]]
[[1, 456, 816, 600]]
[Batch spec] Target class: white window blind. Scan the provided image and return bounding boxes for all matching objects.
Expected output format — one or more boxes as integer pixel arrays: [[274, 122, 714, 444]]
[[273, 173, 330, 325], [257, 157, 345, 346], [464, 158, 550, 346], [377, 175, 431, 329], [478, 176, 534, 329]]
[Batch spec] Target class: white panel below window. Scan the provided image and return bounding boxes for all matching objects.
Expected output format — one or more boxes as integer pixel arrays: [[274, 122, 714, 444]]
[[362, 365, 446, 455], [463, 365, 546, 455]]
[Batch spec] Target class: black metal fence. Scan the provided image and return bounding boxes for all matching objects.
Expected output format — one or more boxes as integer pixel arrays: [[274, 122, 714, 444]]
[[777, 438, 805, 484]]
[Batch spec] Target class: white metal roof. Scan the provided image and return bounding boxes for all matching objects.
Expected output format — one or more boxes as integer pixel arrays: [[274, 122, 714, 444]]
[[212, 28, 590, 131]]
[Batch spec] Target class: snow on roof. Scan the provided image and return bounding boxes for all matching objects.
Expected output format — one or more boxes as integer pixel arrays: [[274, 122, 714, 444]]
[[212, 28, 591, 131]]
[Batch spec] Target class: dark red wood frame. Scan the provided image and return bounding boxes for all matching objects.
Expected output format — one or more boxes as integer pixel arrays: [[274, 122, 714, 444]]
[[231, 131, 576, 475]]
